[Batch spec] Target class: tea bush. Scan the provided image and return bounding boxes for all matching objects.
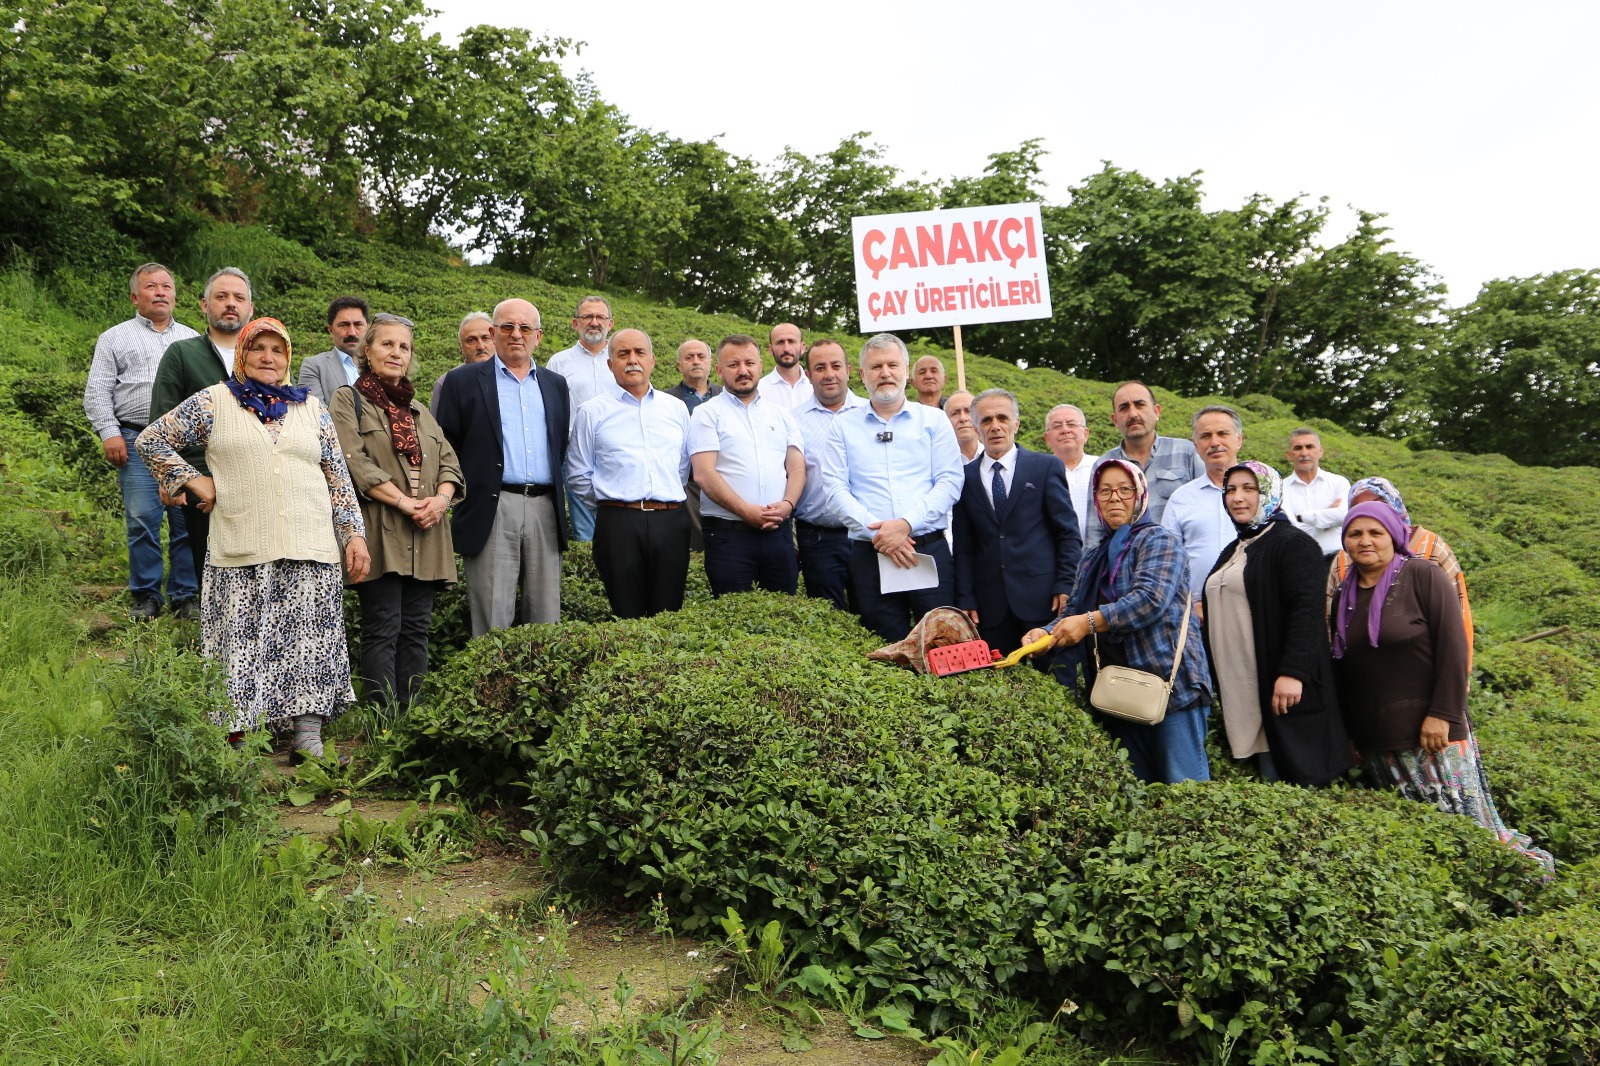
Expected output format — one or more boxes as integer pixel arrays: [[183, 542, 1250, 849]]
[[1037, 784, 1548, 1060]]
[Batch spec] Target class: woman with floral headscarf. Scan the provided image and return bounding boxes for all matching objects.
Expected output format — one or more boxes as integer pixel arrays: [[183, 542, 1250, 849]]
[[1326, 476, 1473, 666], [1330, 503, 1552, 872], [1023, 459, 1211, 783], [138, 318, 370, 766], [1200, 461, 1352, 785]]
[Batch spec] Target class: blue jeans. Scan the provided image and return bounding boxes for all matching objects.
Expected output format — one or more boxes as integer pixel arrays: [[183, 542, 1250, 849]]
[[702, 516, 799, 597], [118, 428, 198, 603], [563, 461, 596, 542], [1096, 701, 1212, 784]]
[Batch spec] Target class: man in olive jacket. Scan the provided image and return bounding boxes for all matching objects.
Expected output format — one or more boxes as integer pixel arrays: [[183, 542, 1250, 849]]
[[147, 267, 255, 583]]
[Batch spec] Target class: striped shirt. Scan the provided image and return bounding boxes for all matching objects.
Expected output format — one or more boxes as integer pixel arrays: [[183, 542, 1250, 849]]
[[83, 314, 199, 439]]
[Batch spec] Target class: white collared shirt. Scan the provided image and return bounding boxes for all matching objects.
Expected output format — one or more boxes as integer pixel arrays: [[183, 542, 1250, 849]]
[[757, 366, 812, 410], [822, 398, 964, 542], [1282, 467, 1352, 554], [546, 342, 612, 418], [1061, 452, 1099, 538], [568, 384, 691, 505], [979, 446, 1018, 509], [689, 390, 803, 519]]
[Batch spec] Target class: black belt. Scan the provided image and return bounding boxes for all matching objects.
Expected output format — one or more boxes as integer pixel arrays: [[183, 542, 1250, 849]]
[[795, 519, 846, 532], [703, 514, 791, 530], [119, 422, 147, 433], [500, 483, 554, 497], [599, 499, 681, 511]]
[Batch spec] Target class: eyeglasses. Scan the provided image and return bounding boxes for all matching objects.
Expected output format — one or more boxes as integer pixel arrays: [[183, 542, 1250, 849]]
[[1047, 421, 1086, 431], [576, 314, 611, 323], [372, 313, 415, 329], [496, 323, 541, 335], [1095, 486, 1137, 500]]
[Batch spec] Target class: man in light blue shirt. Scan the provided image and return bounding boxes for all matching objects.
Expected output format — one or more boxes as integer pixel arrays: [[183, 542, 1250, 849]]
[[1161, 404, 1245, 604], [793, 338, 866, 612], [822, 333, 963, 643], [568, 329, 693, 618], [297, 295, 369, 407]]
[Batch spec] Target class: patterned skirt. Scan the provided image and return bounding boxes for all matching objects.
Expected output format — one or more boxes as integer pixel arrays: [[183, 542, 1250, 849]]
[[1365, 734, 1555, 874], [202, 559, 355, 733]]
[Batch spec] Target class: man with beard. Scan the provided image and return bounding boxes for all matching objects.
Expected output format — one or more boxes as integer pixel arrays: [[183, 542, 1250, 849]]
[[821, 334, 963, 643], [297, 296, 371, 407], [568, 329, 692, 618], [1082, 380, 1205, 552], [757, 322, 812, 410], [547, 296, 614, 542], [83, 262, 200, 620], [691, 334, 805, 596], [1162, 404, 1245, 603], [792, 338, 866, 611], [431, 311, 496, 408], [148, 266, 255, 586]]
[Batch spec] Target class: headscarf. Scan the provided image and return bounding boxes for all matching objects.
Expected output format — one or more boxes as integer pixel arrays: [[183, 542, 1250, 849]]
[[1347, 476, 1408, 524], [1331, 501, 1414, 659], [355, 370, 421, 466], [226, 317, 310, 424], [1223, 460, 1290, 533], [1080, 460, 1154, 607]]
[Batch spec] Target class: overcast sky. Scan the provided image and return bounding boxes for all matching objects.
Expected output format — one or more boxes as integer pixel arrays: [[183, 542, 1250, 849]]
[[428, 0, 1599, 307]]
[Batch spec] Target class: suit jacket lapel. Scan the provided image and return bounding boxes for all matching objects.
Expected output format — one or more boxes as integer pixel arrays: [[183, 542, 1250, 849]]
[[478, 359, 504, 454]]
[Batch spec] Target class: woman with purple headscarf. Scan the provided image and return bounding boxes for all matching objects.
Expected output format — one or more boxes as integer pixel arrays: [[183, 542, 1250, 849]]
[[1330, 503, 1552, 872]]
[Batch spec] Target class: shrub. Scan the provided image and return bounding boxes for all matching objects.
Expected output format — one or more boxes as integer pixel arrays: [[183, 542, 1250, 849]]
[[1344, 906, 1600, 1064], [1035, 784, 1548, 1061]]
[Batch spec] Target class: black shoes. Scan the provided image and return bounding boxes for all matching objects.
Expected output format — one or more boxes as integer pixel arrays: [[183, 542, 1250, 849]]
[[129, 594, 160, 621], [171, 598, 201, 620]]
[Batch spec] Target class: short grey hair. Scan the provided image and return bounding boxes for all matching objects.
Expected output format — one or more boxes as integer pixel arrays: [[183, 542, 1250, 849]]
[[1046, 403, 1087, 427], [1192, 404, 1243, 435], [973, 387, 1021, 421], [458, 311, 491, 333], [1288, 426, 1321, 443], [204, 266, 252, 301], [128, 262, 173, 296], [575, 295, 611, 318], [858, 333, 909, 373]]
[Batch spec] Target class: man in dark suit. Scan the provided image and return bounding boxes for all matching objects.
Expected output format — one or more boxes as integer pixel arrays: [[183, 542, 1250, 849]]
[[433, 298, 571, 637], [953, 387, 1081, 654], [297, 295, 370, 407]]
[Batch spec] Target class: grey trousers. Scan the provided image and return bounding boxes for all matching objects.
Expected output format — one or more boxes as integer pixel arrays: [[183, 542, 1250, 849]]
[[463, 492, 562, 636]]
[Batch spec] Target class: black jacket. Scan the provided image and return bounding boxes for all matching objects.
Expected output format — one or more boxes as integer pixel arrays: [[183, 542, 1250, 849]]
[[1201, 521, 1353, 786], [953, 446, 1080, 624], [433, 358, 570, 558]]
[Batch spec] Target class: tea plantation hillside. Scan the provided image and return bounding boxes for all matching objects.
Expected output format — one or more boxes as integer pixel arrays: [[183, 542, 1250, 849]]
[[2, 236, 1598, 1063]]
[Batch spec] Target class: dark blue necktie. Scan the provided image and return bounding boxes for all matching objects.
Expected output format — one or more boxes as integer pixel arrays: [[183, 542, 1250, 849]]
[[991, 460, 1007, 511]]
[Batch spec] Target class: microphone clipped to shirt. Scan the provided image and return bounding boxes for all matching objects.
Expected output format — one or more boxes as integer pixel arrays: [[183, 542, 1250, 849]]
[[876, 431, 894, 443]]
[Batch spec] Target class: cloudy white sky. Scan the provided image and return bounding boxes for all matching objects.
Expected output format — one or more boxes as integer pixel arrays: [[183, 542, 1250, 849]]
[[428, 0, 1599, 307]]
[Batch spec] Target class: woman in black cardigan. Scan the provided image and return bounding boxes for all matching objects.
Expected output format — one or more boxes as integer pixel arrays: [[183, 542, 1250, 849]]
[[1201, 461, 1352, 785]]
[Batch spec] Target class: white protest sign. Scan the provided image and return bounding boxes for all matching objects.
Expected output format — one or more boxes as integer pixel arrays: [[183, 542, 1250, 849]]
[[851, 202, 1052, 332]]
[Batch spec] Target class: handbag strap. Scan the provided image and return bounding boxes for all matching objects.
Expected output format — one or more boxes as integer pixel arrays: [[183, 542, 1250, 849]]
[[1089, 594, 1192, 690]]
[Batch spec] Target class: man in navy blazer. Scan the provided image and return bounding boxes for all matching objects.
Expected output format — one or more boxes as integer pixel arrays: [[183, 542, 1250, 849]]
[[433, 298, 571, 637], [953, 388, 1081, 654]]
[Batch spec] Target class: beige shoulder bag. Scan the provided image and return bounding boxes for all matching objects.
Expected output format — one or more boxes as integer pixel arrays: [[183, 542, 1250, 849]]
[[1088, 602, 1191, 725]]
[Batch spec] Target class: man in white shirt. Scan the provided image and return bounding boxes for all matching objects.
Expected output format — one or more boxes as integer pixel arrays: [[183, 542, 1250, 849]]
[[1282, 428, 1350, 556], [546, 295, 615, 542], [1161, 405, 1244, 603], [913, 356, 947, 408], [568, 329, 692, 618], [1043, 403, 1099, 540], [297, 295, 369, 407], [821, 334, 963, 643], [691, 334, 805, 596], [756, 322, 812, 409], [792, 338, 866, 611], [83, 262, 200, 620]]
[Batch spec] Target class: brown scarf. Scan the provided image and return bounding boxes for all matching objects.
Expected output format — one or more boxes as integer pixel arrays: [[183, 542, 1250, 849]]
[[355, 370, 421, 467]]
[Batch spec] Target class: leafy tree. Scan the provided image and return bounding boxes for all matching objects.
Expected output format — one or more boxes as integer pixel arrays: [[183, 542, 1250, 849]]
[[1428, 270, 1600, 466]]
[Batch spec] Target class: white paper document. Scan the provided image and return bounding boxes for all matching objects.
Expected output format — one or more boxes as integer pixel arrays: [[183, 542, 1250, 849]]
[[878, 552, 939, 593]]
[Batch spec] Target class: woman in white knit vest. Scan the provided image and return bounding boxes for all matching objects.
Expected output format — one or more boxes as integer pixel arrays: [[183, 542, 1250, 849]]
[[138, 317, 371, 765]]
